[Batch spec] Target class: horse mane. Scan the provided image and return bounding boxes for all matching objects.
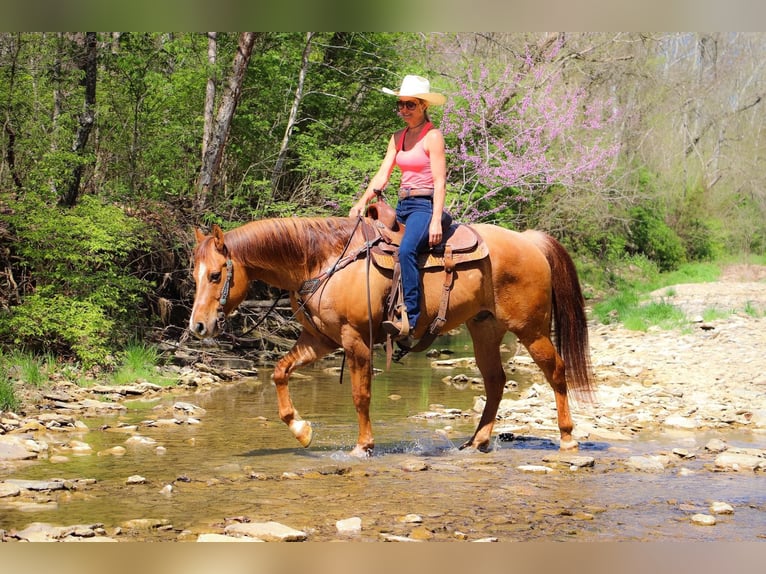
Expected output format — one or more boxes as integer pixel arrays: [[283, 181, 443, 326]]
[[224, 217, 360, 276]]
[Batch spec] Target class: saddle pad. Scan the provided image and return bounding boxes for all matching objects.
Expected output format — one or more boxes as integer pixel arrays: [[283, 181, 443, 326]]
[[371, 224, 489, 271]]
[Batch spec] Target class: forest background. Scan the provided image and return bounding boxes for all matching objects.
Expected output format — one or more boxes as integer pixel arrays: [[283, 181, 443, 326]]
[[1, 31, 765, 373]]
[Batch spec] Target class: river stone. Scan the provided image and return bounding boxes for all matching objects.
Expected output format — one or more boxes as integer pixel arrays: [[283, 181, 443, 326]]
[[97, 446, 126, 457], [714, 452, 765, 471], [0, 482, 21, 497], [224, 521, 307, 542], [704, 438, 728, 453], [5, 479, 66, 491], [197, 533, 262, 542], [335, 516, 362, 534], [709, 501, 734, 515], [126, 475, 147, 485], [542, 454, 595, 468], [691, 513, 716, 526], [663, 415, 699, 429], [626, 456, 665, 472], [14, 522, 66, 542], [125, 435, 157, 447], [0, 436, 38, 461], [517, 464, 553, 474]]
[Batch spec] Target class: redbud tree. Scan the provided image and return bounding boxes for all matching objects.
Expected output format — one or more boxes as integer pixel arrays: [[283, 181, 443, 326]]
[[439, 43, 621, 228]]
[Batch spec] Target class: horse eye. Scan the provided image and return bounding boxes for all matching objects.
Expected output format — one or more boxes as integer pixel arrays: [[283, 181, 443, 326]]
[[209, 272, 222, 283]]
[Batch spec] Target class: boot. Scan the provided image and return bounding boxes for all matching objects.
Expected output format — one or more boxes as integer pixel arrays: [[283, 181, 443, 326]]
[[382, 309, 410, 339]]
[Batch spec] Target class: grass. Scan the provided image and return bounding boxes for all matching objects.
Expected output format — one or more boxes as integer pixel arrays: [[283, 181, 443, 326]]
[[111, 341, 173, 387], [0, 372, 20, 411], [0, 349, 54, 411], [592, 259, 724, 331]]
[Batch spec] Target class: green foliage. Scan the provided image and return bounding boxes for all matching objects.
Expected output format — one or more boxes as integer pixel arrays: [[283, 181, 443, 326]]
[[0, 374, 19, 412], [621, 300, 688, 331], [0, 194, 152, 367], [112, 341, 170, 386], [592, 259, 725, 331], [4, 349, 55, 388], [627, 204, 686, 272]]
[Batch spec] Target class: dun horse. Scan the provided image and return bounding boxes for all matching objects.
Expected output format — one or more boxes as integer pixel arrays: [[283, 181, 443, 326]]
[[189, 215, 594, 457]]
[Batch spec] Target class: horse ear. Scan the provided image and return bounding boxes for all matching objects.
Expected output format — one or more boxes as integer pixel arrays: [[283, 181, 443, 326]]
[[212, 224, 227, 253], [194, 228, 207, 244]]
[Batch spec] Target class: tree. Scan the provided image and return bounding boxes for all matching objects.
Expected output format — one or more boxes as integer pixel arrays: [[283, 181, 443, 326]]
[[271, 32, 314, 191], [59, 32, 97, 207], [195, 32, 257, 211], [438, 37, 621, 228]]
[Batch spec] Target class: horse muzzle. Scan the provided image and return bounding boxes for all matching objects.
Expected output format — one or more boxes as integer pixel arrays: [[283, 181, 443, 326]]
[[188, 313, 220, 339]]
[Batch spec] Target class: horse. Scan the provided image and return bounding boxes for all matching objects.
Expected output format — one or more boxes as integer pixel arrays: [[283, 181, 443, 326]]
[[189, 215, 595, 457]]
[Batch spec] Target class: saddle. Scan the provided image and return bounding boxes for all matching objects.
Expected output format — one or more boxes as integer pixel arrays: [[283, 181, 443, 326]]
[[364, 200, 489, 359]]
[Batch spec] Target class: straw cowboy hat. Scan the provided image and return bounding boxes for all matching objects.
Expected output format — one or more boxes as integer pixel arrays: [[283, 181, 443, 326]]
[[382, 74, 446, 106]]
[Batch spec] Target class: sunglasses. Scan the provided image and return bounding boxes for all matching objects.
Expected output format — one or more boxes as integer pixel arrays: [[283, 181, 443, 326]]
[[396, 100, 419, 111]]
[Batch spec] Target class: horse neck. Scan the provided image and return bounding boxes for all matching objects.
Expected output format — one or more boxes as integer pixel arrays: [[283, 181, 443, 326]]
[[226, 218, 355, 291]]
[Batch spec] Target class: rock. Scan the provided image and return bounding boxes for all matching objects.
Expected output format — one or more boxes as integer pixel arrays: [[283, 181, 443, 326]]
[[0, 436, 39, 461], [709, 501, 734, 515], [126, 475, 147, 485], [335, 517, 362, 534], [626, 456, 665, 472], [663, 415, 699, 429], [400, 514, 423, 524], [705, 439, 728, 453], [224, 521, 307, 542], [400, 459, 430, 472], [380, 533, 422, 542], [542, 454, 595, 468], [0, 482, 21, 497], [121, 518, 171, 530], [97, 446, 126, 457], [197, 533, 262, 542], [517, 464, 553, 474], [125, 435, 157, 447], [691, 513, 716, 526], [714, 452, 765, 471], [4, 479, 66, 491]]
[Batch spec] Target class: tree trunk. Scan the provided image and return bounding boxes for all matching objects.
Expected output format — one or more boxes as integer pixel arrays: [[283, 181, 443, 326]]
[[59, 32, 97, 207], [271, 31, 314, 192], [195, 32, 256, 211], [2, 33, 23, 191], [201, 32, 217, 160]]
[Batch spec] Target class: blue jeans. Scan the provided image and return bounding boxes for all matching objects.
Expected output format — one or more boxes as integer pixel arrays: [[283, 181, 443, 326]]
[[395, 197, 451, 331]]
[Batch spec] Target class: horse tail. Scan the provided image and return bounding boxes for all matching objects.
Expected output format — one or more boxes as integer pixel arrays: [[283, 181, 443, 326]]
[[524, 230, 596, 403]]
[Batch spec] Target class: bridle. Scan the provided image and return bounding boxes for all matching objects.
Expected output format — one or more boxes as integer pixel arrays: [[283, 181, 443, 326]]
[[216, 258, 234, 332]]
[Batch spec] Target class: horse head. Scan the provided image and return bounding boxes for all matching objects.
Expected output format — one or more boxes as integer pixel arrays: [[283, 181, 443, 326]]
[[189, 224, 249, 339]]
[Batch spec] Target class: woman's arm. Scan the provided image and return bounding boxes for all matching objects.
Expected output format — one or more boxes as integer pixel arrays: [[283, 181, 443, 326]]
[[349, 135, 397, 217], [425, 129, 447, 247]]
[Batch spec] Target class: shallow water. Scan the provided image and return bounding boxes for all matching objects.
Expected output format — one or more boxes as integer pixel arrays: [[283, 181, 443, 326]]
[[2, 333, 765, 541]]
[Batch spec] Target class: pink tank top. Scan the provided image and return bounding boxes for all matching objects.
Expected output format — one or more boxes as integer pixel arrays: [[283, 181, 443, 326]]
[[396, 122, 433, 190]]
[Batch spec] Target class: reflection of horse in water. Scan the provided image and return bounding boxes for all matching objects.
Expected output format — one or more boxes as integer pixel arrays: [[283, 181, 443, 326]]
[[189, 216, 594, 457]]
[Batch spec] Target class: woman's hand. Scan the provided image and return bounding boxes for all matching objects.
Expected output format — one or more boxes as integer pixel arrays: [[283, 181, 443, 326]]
[[349, 201, 367, 218], [428, 216, 443, 247]]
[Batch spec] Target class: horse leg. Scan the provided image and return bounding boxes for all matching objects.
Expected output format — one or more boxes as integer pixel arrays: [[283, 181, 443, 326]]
[[273, 330, 336, 448], [521, 334, 577, 450], [460, 321, 507, 452], [341, 330, 375, 457]]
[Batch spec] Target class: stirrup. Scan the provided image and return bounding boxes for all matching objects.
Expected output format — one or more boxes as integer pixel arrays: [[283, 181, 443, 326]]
[[382, 310, 410, 339]]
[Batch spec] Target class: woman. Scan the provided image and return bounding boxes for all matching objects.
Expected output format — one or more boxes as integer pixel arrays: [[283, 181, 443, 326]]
[[349, 75, 449, 339]]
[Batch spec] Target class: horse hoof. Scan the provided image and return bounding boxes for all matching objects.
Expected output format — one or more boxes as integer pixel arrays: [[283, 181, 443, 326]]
[[290, 420, 313, 448], [559, 438, 579, 451], [349, 445, 372, 458]]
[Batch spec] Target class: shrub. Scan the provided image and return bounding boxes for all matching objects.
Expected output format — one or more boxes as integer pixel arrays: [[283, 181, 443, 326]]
[[0, 194, 152, 367], [627, 204, 686, 271]]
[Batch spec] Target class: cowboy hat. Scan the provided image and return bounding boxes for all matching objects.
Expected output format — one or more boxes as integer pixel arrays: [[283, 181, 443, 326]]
[[382, 74, 446, 106]]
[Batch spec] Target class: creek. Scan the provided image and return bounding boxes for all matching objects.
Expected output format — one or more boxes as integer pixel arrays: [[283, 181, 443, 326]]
[[1, 331, 764, 541]]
